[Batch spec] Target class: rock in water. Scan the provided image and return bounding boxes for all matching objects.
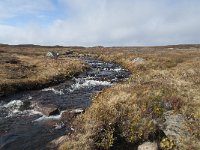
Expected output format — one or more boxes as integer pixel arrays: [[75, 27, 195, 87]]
[[32, 102, 60, 116], [138, 142, 158, 150], [61, 108, 84, 121]]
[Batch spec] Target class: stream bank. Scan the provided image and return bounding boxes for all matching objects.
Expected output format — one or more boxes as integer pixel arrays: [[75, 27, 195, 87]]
[[0, 57, 130, 150]]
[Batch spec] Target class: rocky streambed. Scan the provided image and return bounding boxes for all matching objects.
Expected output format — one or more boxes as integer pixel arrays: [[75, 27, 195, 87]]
[[0, 57, 130, 150]]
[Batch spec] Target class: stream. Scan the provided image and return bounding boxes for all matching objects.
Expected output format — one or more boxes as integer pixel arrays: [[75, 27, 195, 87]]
[[0, 58, 130, 150]]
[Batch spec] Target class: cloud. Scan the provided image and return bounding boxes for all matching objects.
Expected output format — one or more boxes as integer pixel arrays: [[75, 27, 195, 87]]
[[0, 0, 55, 20], [0, 0, 200, 46]]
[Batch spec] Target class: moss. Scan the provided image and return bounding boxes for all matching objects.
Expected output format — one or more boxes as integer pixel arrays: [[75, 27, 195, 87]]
[[95, 126, 115, 149], [160, 137, 176, 150]]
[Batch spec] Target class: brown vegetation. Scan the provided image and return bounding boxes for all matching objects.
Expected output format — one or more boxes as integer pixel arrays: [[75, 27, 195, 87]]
[[0, 45, 86, 97], [59, 45, 200, 150]]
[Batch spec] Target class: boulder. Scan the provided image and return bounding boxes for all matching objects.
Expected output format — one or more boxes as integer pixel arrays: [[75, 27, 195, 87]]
[[138, 142, 158, 150], [32, 102, 60, 116]]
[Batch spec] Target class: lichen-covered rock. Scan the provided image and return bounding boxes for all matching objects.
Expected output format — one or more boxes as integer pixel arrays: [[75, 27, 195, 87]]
[[163, 111, 190, 149]]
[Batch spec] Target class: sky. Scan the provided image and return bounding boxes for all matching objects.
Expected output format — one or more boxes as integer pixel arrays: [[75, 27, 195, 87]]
[[0, 0, 200, 46]]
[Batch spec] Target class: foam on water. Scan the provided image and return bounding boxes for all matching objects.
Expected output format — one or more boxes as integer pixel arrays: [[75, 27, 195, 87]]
[[28, 96, 33, 100], [2, 100, 23, 108], [33, 108, 84, 122], [28, 110, 43, 115], [0, 100, 23, 117], [88, 62, 104, 65], [42, 87, 64, 95], [34, 110, 65, 122], [68, 78, 111, 92], [114, 67, 122, 72], [0, 100, 44, 118]]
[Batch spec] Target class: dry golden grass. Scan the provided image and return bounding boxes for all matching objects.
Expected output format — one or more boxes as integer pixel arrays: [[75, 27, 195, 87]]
[[0, 45, 86, 96], [60, 45, 200, 150]]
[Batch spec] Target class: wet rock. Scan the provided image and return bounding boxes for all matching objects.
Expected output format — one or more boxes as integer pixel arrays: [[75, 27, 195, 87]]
[[61, 111, 76, 121], [47, 135, 68, 150], [61, 108, 84, 121], [42, 120, 61, 128], [19, 100, 31, 111], [32, 102, 60, 116], [138, 142, 158, 150]]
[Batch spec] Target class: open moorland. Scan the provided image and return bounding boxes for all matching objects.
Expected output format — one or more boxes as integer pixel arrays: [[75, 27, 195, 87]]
[[0, 45, 86, 97], [0, 44, 200, 150], [59, 45, 200, 150]]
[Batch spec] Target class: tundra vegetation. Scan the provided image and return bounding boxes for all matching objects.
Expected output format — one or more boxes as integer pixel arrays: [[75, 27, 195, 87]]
[[59, 45, 200, 150], [0, 44, 199, 149], [0, 45, 86, 97]]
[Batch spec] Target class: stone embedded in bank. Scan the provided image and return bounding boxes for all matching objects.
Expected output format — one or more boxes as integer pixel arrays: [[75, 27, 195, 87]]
[[132, 57, 145, 63], [61, 108, 84, 121], [46, 51, 59, 59]]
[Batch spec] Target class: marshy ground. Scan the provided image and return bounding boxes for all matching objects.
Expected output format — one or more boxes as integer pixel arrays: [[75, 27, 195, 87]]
[[0, 44, 200, 150]]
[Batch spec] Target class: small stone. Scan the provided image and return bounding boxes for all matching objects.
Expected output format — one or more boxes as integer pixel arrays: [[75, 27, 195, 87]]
[[46, 51, 59, 59], [138, 142, 158, 150], [132, 57, 144, 63]]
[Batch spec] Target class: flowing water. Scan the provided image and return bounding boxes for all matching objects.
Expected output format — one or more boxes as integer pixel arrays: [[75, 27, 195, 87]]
[[0, 58, 130, 150]]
